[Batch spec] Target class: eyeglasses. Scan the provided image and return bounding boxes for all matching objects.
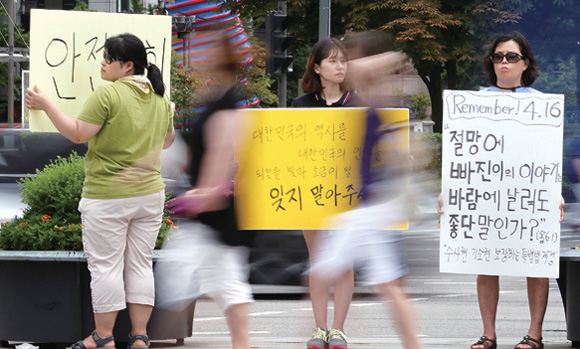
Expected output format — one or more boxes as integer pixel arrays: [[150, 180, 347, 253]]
[[103, 52, 121, 64], [490, 52, 524, 64]]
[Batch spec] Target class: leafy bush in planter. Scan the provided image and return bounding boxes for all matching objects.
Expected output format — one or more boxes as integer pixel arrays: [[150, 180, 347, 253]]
[[0, 152, 175, 251]]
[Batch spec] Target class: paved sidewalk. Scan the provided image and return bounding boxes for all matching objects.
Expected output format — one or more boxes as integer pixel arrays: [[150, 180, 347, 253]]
[[146, 336, 574, 348], [2, 335, 575, 349]]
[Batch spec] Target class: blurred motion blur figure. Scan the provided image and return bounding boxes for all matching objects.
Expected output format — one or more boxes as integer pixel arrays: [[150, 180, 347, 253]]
[[345, 31, 413, 107], [565, 135, 580, 229], [312, 111, 424, 349], [154, 31, 254, 349], [311, 35, 422, 349], [291, 37, 366, 349]]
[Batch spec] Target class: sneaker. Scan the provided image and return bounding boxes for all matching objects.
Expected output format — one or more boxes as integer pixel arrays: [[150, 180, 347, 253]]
[[328, 328, 348, 349], [306, 327, 328, 349]]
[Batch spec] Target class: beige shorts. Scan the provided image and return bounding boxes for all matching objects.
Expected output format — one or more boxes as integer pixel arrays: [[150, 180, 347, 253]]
[[79, 191, 164, 313]]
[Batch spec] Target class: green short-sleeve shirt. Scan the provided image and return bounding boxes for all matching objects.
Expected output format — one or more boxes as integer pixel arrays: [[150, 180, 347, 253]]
[[78, 80, 173, 199]]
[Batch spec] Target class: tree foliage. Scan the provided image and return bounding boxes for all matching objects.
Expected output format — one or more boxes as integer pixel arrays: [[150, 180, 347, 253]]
[[72, 0, 90, 11], [535, 55, 577, 106], [224, 0, 548, 132], [245, 35, 278, 107], [0, 7, 29, 55], [379, 1, 463, 62], [169, 33, 278, 125], [0, 6, 30, 120], [498, 0, 580, 104]]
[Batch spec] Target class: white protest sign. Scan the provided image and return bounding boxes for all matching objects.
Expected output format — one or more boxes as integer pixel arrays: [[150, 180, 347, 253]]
[[29, 9, 172, 132], [440, 90, 564, 278]]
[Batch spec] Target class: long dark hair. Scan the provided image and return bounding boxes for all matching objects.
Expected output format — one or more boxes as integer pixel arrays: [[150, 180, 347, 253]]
[[301, 38, 352, 94], [104, 33, 166, 96], [483, 31, 539, 87], [214, 30, 242, 78]]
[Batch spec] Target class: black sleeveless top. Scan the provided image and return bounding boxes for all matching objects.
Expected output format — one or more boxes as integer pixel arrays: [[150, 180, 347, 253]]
[[184, 86, 254, 247]]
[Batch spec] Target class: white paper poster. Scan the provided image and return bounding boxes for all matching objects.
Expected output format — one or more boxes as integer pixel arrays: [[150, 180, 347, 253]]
[[440, 90, 564, 277]]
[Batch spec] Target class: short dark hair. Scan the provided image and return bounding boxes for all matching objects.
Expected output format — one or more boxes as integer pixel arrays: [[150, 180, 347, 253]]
[[105, 33, 165, 96], [301, 38, 352, 94], [483, 31, 539, 87]]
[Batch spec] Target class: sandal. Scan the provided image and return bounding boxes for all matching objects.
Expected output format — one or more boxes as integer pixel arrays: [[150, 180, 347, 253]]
[[514, 335, 543, 349], [70, 331, 116, 349], [471, 336, 497, 349], [128, 333, 150, 349]]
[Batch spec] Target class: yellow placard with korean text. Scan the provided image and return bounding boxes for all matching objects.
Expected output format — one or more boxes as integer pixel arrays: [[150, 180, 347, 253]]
[[29, 9, 172, 132], [235, 108, 409, 230]]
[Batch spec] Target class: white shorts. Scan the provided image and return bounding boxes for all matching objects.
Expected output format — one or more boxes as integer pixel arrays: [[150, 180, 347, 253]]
[[311, 200, 408, 286], [79, 191, 164, 313], [154, 221, 253, 313]]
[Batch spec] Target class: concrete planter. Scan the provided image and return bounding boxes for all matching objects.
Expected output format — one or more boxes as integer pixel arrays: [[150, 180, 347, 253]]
[[558, 248, 580, 348], [0, 251, 194, 345]]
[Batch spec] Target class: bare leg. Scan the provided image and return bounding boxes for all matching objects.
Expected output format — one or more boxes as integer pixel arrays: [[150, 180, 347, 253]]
[[80, 312, 117, 348], [128, 303, 153, 346], [375, 278, 421, 349], [331, 268, 354, 331], [304, 229, 329, 330], [473, 275, 499, 349], [225, 303, 251, 349], [514, 277, 548, 348]]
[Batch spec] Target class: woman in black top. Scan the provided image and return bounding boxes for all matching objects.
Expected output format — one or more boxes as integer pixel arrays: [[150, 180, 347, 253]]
[[158, 31, 253, 349], [292, 39, 364, 109], [291, 38, 364, 349]]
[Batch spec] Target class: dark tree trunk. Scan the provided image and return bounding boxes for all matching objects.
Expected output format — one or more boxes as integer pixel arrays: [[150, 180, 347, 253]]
[[445, 60, 457, 90], [418, 63, 443, 133]]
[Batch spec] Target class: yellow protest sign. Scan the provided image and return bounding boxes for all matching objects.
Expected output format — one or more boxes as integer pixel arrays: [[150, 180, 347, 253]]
[[235, 108, 409, 230], [29, 9, 172, 132]]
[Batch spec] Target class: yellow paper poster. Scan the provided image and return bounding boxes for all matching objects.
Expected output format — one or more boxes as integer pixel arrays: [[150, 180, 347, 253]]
[[28, 9, 172, 132], [235, 108, 409, 230]]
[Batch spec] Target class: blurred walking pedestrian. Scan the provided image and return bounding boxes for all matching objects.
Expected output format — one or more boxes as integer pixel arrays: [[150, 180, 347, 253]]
[[155, 30, 254, 349], [309, 36, 422, 348], [25, 33, 175, 349], [291, 37, 365, 349], [312, 114, 424, 349], [565, 135, 580, 230]]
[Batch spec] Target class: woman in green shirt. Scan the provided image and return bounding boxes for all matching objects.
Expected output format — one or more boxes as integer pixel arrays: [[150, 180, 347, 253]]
[[25, 33, 175, 349]]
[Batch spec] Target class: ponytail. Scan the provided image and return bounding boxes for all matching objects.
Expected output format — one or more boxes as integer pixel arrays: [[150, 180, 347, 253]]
[[105, 33, 166, 96], [147, 63, 165, 96]]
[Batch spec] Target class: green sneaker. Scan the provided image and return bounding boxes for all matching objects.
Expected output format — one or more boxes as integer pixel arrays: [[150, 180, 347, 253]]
[[328, 328, 348, 349], [306, 327, 328, 349]]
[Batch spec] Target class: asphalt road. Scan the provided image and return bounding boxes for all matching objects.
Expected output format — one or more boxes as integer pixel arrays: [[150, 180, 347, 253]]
[[0, 182, 27, 222], [179, 223, 578, 349]]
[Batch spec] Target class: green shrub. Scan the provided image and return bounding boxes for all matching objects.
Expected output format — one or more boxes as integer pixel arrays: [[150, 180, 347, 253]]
[[19, 152, 85, 223], [0, 215, 83, 250], [0, 152, 175, 250], [405, 93, 431, 120]]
